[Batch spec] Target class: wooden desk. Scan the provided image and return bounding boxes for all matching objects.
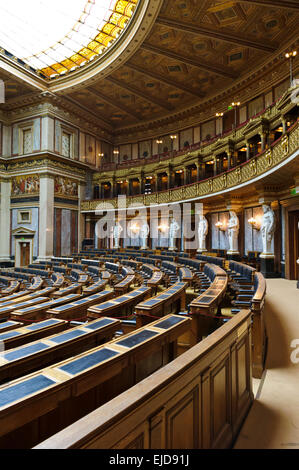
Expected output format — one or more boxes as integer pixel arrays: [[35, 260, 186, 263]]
[[87, 286, 151, 320], [0, 297, 49, 320], [189, 268, 228, 344], [28, 277, 44, 292], [52, 273, 65, 288], [0, 290, 30, 304], [0, 314, 190, 448], [0, 321, 22, 334], [51, 283, 82, 298], [0, 318, 68, 350], [114, 274, 135, 295], [0, 281, 20, 296], [10, 294, 82, 322], [82, 279, 108, 296], [0, 317, 120, 386], [135, 282, 187, 328], [46, 291, 114, 321], [178, 267, 193, 284]]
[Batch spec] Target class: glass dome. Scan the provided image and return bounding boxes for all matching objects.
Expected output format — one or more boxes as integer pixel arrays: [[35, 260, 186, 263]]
[[0, 0, 137, 78]]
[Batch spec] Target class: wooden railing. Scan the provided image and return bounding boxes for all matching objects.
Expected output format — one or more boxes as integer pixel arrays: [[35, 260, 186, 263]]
[[36, 309, 253, 449], [251, 273, 267, 379]]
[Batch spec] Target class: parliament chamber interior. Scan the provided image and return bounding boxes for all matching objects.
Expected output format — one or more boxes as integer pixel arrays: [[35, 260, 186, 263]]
[[0, 0, 298, 451]]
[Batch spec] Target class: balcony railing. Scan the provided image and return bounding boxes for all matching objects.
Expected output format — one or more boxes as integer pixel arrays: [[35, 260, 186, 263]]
[[82, 119, 298, 211]]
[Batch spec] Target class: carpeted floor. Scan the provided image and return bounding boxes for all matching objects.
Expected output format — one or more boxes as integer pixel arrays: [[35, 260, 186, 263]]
[[234, 279, 299, 449]]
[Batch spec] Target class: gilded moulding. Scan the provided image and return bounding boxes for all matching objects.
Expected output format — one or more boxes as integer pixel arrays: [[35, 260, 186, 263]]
[[81, 121, 299, 211]]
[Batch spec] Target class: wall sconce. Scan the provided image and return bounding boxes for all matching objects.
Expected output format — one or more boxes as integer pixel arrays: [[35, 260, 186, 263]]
[[248, 217, 260, 230], [215, 221, 226, 231], [130, 223, 140, 234], [158, 223, 168, 233], [156, 139, 163, 144], [170, 135, 177, 139], [98, 153, 104, 157], [113, 150, 119, 155], [216, 112, 224, 117]]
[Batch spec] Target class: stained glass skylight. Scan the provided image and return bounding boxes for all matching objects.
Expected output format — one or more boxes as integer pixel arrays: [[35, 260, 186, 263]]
[[0, 0, 137, 78]]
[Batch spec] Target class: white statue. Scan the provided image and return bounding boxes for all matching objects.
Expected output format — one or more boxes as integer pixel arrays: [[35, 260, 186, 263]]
[[169, 218, 180, 251], [197, 215, 208, 252], [227, 211, 239, 254], [261, 204, 275, 256], [140, 221, 149, 249], [109, 225, 114, 249], [113, 222, 123, 249]]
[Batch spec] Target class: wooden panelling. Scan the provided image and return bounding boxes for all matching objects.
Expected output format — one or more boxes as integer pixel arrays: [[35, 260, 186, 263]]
[[36, 310, 253, 449]]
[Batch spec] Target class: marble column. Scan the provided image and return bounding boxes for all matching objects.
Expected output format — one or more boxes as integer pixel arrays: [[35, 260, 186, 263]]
[[0, 178, 11, 263], [78, 182, 85, 253], [38, 174, 54, 261]]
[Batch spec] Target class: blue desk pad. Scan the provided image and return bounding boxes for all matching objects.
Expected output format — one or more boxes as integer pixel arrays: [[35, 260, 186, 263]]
[[50, 329, 86, 344], [92, 301, 116, 310], [116, 329, 158, 348], [0, 375, 56, 408], [58, 348, 119, 375], [0, 321, 18, 330], [26, 319, 61, 331], [4, 342, 50, 362], [154, 316, 185, 330], [0, 330, 21, 340], [194, 296, 214, 304], [84, 318, 115, 330]]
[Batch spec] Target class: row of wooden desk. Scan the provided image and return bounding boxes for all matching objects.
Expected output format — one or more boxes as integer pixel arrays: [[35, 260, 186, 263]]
[[0, 314, 190, 449]]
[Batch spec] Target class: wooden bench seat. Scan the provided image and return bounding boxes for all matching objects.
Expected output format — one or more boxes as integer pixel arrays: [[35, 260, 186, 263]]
[[87, 285, 151, 320], [46, 291, 114, 321], [10, 294, 82, 322], [0, 314, 190, 448]]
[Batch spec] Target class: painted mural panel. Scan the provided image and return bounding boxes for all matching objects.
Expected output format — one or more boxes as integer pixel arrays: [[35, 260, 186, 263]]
[[54, 176, 78, 197], [180, 128, 193, 148], [139, 140, 152, 159], [11, 174, 40, 196]]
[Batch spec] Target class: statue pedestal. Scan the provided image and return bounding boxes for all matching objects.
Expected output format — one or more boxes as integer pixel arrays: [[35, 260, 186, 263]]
[[260, 254, 277, 278]]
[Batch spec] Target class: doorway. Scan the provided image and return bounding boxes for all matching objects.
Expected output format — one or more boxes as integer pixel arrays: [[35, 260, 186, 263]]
[[20, 243, 30, 266], [288, 210, 299, 280]]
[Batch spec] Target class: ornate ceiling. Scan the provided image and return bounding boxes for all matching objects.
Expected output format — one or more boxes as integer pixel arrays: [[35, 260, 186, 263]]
[[0, 0, 298, 139]]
